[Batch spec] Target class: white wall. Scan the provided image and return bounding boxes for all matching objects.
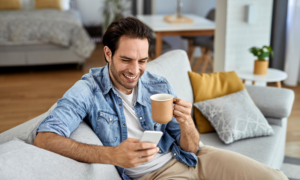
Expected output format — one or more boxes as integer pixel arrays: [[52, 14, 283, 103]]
[[155, 0, 193, 15], [154, 0, 215, 16], [74, 0, 104, 25], [74, 0, 131, 26], [192, 0, 216, 17], [214, 0, 273, 72]]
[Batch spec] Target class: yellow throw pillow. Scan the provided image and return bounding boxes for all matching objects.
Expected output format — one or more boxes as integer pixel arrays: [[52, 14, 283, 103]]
[[0, 0, 21, 10], [35, 0, 62, 10], [188, 71, 245, 133]]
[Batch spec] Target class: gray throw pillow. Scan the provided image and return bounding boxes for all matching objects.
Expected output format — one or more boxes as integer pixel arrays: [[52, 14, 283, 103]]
[[194, 89, 274, 144]]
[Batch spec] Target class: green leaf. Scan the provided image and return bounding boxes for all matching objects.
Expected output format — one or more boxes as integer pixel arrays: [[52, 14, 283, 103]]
[[249, 45, 273, 60], [262, 51, 269, 60], [250, 47, 258, 56]]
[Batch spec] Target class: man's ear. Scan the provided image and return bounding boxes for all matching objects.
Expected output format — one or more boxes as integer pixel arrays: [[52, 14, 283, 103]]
[[104, 46, 112, 62]]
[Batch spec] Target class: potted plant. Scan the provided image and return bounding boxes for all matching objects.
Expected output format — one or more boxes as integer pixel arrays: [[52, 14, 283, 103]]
[[101, 0, 131, 34], [249, 46, 273, 75]]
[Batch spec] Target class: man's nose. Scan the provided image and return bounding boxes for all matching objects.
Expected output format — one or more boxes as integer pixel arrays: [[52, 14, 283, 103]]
[[129, 61, 139, 75]]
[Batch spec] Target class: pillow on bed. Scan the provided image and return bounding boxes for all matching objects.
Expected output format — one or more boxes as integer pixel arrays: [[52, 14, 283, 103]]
[[34, 0, 70, 10], [35, 0, 62, 10], [0, 0, 21, 10]]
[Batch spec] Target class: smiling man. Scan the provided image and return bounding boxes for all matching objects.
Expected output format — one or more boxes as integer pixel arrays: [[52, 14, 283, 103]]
[[105, 35, 148, 94], [34, 17, 287, 180]]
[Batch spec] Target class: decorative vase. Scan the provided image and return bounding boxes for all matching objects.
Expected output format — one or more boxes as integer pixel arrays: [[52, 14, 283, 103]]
[[177, 0, 183, 18], [253, 60, 269, 75]]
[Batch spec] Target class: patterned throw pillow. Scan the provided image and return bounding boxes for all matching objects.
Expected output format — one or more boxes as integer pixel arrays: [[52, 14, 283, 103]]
[[194, 89, 274, 144]]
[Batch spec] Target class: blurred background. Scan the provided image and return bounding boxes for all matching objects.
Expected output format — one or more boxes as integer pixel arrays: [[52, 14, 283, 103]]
[[0, 0, 299, 159]]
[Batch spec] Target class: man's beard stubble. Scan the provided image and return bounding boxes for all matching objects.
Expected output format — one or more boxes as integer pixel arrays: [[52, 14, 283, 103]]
[[109, 58, 139, 91]]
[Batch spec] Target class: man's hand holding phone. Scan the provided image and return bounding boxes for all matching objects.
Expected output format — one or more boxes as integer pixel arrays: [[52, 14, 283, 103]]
[[112, 138, 159, 168]]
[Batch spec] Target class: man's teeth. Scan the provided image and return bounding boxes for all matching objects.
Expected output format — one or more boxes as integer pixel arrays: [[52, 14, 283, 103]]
[[124, 74, 136, 79]]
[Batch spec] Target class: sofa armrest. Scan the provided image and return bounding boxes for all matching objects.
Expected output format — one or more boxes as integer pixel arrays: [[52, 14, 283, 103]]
[[0, 102, 104, 147], [245, 85, 295, 118], [0, 139, 121, 180]]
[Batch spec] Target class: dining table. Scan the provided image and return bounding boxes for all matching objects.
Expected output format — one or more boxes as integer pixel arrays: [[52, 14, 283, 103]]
[[137, 14, 215, 58]]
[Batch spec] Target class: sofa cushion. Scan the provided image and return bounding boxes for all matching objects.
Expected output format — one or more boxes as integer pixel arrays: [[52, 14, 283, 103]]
[[199, 118, 287, 169], [188, 71, 245, 133], [194, 89, 274, 144], [0, 139, 121, 180]]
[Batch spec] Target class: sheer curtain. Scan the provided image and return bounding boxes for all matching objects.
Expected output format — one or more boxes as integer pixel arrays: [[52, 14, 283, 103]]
[[284, 0, 300, 86], [270, 0, 288, 70]]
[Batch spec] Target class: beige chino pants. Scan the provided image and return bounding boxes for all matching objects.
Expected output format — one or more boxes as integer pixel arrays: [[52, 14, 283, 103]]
[[139, 145, 288, 180]]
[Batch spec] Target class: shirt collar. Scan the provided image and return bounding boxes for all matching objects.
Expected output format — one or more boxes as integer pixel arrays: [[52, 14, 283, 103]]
[[101, 64, 146, 106]]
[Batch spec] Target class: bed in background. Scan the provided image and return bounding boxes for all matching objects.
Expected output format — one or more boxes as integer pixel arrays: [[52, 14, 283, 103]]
[[0, 0, 95, 67]]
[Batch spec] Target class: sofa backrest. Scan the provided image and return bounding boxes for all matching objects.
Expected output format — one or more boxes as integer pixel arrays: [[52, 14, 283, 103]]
[[146, 50, 194, 105], [0, 50, 194, 145]]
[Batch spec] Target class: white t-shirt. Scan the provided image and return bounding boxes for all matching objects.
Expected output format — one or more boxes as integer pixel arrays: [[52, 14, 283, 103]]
[[114, 86, 173, 180]]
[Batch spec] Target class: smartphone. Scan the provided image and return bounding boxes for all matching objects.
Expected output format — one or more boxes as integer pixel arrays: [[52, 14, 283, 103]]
[[140, 131, 163, 145]]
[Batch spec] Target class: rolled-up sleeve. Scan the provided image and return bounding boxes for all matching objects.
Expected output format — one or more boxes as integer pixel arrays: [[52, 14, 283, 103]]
[[37, 75, 95, 137]]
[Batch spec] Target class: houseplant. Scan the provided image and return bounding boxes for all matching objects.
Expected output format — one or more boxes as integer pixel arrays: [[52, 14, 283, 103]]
[[249, 46, 273, 75], [101, 0, 131, 34]]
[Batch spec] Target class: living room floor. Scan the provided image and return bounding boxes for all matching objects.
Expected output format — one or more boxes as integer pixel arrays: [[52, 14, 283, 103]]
[[0, 44, 299, 158]]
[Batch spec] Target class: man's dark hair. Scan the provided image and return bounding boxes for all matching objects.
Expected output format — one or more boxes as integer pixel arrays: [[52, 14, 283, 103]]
[[102, 17, 153, 63]]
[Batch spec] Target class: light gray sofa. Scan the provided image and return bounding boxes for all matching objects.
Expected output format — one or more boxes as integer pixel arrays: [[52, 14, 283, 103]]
[[0, 50, 294, 179]]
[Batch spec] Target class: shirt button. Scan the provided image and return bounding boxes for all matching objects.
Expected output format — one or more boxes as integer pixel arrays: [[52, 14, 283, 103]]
[[140, 117, 143, 120], [119, 104, 122, 106], [174, 153, 177, 156], [109, 118, 112, 121], [123, 123, 126, 126], [159, 150, 161, 153]]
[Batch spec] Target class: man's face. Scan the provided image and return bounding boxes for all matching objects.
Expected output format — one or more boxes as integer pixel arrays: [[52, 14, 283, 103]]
[[104, 36, 149, 94]]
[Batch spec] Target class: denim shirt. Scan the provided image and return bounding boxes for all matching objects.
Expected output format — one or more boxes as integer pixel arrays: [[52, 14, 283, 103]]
[[37, 65, 198, 180]]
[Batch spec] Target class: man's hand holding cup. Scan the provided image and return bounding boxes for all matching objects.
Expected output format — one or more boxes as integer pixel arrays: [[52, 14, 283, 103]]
[[150, 94, 193, 125]]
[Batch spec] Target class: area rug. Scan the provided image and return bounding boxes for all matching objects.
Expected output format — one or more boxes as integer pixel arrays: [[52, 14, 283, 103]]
[[281, 156, 300, 180]]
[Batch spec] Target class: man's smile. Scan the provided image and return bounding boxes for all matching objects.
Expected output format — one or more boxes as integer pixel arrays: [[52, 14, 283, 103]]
[[123, 73, 138, 81]]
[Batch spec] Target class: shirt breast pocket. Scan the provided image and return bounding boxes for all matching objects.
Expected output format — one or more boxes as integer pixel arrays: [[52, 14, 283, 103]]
[[96, 110, 119, 143]]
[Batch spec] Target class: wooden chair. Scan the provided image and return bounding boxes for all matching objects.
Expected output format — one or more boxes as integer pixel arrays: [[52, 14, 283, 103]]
[[149, 39, 171, 59], [185, 9, 215, 73], [189, 36, 214, 73]]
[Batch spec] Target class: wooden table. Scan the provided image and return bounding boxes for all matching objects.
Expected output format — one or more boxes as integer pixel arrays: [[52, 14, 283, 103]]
[[236, 68, 288, 88], [137, 14, 215, 58]]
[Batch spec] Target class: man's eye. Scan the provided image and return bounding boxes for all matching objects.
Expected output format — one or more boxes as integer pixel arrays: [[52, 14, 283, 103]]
[[122, 59, 129, 62], [140, 61, 147, 63]]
